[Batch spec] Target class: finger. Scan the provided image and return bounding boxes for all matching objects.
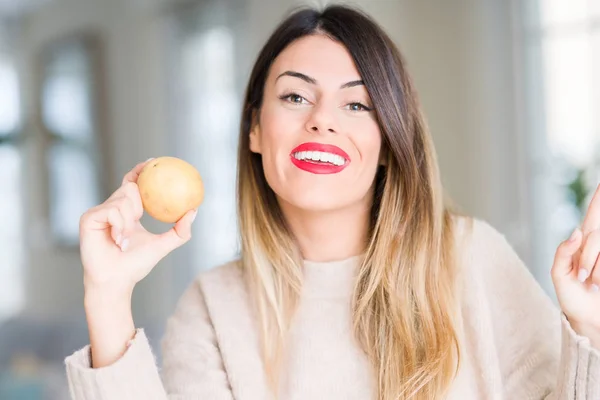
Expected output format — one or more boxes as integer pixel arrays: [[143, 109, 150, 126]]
[[80, 205, 125, 246], [551, 228, 583, 279], [111, 224, 123, 247], [590, 254, 600, 292], [582, 183, 600, 234], [572, 248, 582, 272], [107, 182, 144, 220], [150, 209, 197, 257], [107, 196, 136, 238], [577, 230, 600, 283], [119, 182, 144, 219], [122, 158, 154, 186]]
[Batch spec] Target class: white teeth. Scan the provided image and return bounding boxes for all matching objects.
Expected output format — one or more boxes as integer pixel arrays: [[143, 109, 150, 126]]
[[293, 150, 346, 166]]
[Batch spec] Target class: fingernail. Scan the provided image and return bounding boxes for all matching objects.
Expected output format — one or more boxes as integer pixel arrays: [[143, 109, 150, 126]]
[[578, 268, 589, 283], [592, 284, 600, 293], [115, 234, 122, 246], [120, 238, 130, 252], [145, 158, 154, 162], [569, 228, 580, 242], [190, 210, 197, 223]]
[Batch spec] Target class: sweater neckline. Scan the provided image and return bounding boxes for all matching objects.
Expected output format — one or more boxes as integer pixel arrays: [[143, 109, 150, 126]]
[[301, 254, 364, 299]]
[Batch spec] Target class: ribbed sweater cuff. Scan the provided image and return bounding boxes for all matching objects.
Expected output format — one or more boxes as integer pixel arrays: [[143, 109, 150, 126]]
[[64, 329, 167, 400], [555, 314, 600, 399]]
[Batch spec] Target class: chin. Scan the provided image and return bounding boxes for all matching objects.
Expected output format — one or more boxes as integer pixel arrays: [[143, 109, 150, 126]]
[[277, 188, 347, 213]]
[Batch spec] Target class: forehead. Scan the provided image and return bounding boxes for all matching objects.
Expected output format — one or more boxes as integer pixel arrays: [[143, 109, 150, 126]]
[[270, 34, 362, 84]]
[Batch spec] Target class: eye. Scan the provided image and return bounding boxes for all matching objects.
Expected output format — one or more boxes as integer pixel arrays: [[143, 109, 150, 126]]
[[346, 102, 372, 112], [280, 93, 309, 105]]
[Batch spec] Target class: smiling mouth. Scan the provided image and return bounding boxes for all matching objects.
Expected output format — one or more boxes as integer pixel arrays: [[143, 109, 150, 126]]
[[291, 150, 347, 166], [289, 142, 350, 174]]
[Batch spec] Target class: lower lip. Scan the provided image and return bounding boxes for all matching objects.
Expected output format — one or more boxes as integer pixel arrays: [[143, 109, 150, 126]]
[[290, 156, 348, 174]]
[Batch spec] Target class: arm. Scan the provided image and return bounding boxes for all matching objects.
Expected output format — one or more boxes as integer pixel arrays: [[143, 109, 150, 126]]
[[64, 281, 234, 400], [473, 221, 600, 400]]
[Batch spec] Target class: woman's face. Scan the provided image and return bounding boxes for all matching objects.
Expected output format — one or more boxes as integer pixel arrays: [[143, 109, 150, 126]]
[[250, 34, 382, 212]]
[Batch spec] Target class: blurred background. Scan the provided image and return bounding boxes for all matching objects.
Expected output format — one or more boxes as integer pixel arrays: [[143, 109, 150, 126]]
[[0, 0, 599, 398]]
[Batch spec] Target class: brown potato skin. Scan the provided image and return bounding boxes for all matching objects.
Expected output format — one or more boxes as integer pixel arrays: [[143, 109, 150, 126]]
[[137, 157, 204, 223]]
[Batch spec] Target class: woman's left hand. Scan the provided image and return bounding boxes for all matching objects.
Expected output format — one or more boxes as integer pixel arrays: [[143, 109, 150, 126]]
[[551, 183, 600, 348]]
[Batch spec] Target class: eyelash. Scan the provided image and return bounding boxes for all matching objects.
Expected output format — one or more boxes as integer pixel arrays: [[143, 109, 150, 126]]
[[278, 92, 373, 112]]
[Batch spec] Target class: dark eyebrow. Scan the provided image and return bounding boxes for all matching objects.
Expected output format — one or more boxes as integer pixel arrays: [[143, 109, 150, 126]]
[[276, 71, 316, 85], [276, 70, 365, 89], [340, 80, 364, 89]]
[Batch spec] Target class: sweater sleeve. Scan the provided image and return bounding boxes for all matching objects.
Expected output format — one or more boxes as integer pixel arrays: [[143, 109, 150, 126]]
[[473, 220, 600, 399], [64, 280, 234, 399], [65, 329, 167, 400]]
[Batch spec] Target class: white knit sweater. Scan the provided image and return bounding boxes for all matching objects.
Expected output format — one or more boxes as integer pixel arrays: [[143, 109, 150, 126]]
[[64, 218, 600, 399]]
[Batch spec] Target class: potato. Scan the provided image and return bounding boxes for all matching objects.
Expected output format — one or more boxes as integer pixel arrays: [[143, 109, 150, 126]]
[[137, 157, 204, 223]]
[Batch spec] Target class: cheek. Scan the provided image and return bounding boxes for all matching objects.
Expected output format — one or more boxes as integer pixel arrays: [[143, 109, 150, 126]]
[[257, 105, 305, 184], [346, 118, 382, 167], [258, 104, 309, 163], [259, 108, 287, 146]]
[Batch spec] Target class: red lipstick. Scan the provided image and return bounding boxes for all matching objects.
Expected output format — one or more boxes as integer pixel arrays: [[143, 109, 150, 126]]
[[289, 142, 350, 175]]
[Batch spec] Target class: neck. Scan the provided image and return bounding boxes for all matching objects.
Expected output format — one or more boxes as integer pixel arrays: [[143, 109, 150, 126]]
[[278, 196, 372, 263]]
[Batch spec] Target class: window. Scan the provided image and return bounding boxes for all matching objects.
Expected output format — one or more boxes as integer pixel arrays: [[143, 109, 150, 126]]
[[39, 36, 105, 246], [0, 53, 24, 321]]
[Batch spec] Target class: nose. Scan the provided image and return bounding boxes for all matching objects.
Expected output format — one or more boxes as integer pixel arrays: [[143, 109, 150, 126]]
[[305, 104, 338, 134]]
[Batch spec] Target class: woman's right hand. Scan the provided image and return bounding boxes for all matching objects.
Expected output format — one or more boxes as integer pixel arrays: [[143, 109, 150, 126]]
[[80, 159, 197, 368], [79, 159, 198, 296]]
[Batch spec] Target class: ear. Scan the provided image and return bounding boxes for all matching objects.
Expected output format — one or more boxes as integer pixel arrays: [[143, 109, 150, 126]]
[[249, 110, 262, 154]]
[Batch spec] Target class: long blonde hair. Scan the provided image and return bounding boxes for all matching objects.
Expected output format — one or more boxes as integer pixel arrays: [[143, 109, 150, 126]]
[[237, 5, 461, 399]]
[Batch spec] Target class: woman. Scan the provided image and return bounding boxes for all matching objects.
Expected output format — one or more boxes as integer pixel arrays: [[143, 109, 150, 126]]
[[65, 5, 600, 400]]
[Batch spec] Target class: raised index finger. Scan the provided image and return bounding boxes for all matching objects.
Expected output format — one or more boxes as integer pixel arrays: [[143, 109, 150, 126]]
[[122, 158, 154, 185], [582, 183, 600, 234]]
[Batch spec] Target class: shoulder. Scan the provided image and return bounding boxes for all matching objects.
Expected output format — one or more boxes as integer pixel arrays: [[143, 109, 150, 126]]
[[450, 215, 558, 326], [451, 214, 517, 264], [450, 214, 534, 291], [164, 259, 247, 337], [451, 214, 509, 250], [169, 259, 245, 318], [191, 258, 251, 317], [450, 213, 558, 320], [194, 258, 244, 289]]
